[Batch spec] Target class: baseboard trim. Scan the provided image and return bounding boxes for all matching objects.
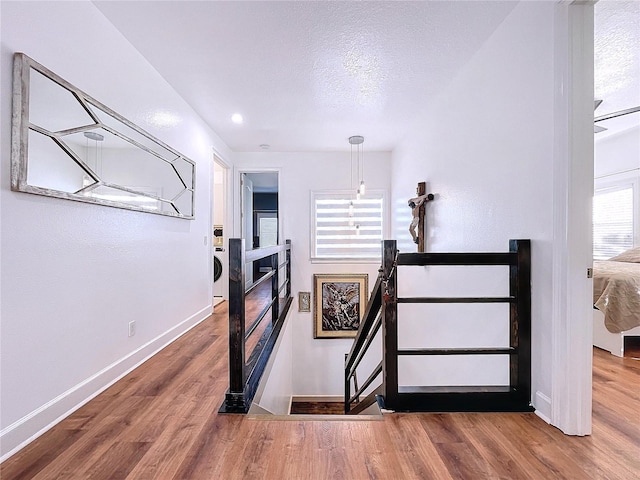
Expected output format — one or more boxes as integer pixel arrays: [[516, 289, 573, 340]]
[[534, 390, 552, 424], [0, 305, 212, 462]]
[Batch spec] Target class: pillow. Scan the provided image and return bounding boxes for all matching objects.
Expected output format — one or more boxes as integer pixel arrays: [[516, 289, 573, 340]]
[[608, 247, 640, 263]]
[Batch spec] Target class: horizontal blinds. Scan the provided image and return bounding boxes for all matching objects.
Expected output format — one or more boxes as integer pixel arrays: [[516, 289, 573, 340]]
[[315, 196, 383, 259], [593, 185, 634, 260]]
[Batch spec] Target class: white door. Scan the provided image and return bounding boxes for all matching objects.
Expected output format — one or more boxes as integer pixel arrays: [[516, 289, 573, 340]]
[[241, 173, 254, 287]]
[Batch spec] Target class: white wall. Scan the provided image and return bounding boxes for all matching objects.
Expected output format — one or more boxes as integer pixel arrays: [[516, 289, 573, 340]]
[[595, 126, 640, 178], [250, 313, 293, 415], [390, 2, 555, 412], [233, 151, 391, 395], [0, 0, 232, 459]]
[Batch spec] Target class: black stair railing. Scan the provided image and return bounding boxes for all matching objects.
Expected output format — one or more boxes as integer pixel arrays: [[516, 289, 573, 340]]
[[344, 273, 384, 414], [219, 239, 292, 413], [345, 239, 532, 414]]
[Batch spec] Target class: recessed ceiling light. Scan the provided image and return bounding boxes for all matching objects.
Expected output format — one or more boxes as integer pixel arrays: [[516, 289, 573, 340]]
[[231, 113, 243, 124]]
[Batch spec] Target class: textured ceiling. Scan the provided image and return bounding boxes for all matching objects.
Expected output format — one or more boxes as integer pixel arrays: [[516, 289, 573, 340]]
[[94, 1, 517, 152], [594, 0, 640, 137], [94, 1, 638, 151]]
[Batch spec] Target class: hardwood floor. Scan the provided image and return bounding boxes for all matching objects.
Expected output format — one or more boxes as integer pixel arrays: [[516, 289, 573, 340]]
[[2, 301, 639, 479]]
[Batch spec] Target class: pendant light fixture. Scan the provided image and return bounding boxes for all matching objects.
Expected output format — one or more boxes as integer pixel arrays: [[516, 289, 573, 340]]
[[84, 130, 104, 179], [349, 135, 365, 233], [349, 135, 365, 200]]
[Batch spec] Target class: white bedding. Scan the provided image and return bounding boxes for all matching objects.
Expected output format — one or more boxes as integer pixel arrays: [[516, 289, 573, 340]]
[[593, 252, 640, 334]]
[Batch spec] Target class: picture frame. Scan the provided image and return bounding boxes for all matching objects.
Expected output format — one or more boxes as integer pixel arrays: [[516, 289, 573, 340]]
[[313, 273, 368, 339], [298, 291, 311, 312]]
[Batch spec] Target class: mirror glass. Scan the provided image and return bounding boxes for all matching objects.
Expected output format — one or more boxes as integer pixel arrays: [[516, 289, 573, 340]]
[[12, 53, 195, 219]]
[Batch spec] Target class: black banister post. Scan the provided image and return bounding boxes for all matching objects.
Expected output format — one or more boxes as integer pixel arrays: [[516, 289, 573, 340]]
[[224, 238, 247, 412], [382, 240, 398, 409], [510, 239, 531, 406], [286, 239, 292, 298], [271, 252, 279, 322]]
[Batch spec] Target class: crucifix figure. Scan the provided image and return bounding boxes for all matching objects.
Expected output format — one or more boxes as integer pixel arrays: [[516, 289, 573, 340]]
[[408, 182, 434, 252]]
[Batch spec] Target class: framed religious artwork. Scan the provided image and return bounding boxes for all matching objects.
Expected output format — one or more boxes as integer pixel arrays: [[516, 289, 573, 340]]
[[313, 273, 368, 339]]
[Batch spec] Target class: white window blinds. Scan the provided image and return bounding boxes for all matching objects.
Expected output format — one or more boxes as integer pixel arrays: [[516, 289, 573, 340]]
[[593, 185, 634, 260], [313, 192, 384, 260]]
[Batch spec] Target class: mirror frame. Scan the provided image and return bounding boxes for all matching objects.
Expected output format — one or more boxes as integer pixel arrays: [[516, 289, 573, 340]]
[[11, 52, 196, 219]]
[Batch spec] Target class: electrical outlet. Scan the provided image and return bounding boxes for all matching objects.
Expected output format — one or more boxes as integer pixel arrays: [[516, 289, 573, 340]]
[[128, 320, 136, 337]]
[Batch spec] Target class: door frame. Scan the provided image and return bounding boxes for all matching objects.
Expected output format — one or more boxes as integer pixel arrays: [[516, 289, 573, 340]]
[[233, 167, 281, 243], [550, 0, 594, 436], [211, 151, 232, 306]]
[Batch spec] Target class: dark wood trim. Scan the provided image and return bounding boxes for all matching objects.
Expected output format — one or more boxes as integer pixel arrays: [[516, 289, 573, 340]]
[[511, 239, 531, 402], [348, 384, 384, 415], [417, 181, 426, 253], [244, 268, 276, 296], [285, 240, 292, 298], [220, 239, 293, 414], [243, 297, 292, 407], [395, 388, 533, 413], [398, 347, 515, 356], [349, 361, 383, 405], [397, 296, 514, 303], [270, 252, 279, 322], [397, 252, 514, 266], [345, 275, 382, 369], [244, 296, 277, 341], [227, 238, 246, 396], [344, 274, 383, 413], [345, 238, 532, 414], [346, 314, 382, 379], [381, 240, 399, 409]]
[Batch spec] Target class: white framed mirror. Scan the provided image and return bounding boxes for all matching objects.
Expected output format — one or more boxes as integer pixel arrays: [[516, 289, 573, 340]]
[[11, 53, 195, 219]]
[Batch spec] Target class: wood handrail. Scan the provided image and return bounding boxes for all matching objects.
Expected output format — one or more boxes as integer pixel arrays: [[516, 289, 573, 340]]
[[397, 296, 514, 303], [245, 269, 276, 296], [346, 313, 382, 380], [345, 274, 383, 370], [348, 361, 382, 405], [398, 347, 516, 356], [397, 252, 515, 266], [220, 238, 293, 414], [348, 385, 383, 415], [244, 243, 290, 263]]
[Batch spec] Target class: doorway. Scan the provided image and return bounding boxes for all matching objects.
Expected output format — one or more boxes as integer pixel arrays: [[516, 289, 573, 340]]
[[240, 171, 279, 287], [213, 155, 229, 307]]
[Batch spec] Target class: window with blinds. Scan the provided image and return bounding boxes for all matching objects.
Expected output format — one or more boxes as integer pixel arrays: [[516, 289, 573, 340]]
[[312, 191, 385, 260], [593, 184, 634, 260]]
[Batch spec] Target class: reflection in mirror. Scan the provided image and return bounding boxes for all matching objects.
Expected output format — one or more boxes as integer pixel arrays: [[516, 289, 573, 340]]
[[28, 69, 97, 132], [87, 101, 180, 162], [82, 185, 166, 212], [11, 53, 195, 219], [27, 129, 89, 192]]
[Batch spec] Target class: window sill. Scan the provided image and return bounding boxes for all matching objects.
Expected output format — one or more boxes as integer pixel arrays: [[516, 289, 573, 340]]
[[310, 257, 381, 264]]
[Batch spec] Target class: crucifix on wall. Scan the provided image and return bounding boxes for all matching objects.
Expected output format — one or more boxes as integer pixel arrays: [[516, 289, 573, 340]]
[[408, 182, 434, 252]]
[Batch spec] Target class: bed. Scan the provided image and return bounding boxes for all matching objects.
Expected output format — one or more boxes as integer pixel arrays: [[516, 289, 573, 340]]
[[592, 247, 640, 357]]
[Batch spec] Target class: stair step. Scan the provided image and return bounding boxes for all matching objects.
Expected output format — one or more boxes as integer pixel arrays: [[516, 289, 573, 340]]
[[290, 401, 344, 415]]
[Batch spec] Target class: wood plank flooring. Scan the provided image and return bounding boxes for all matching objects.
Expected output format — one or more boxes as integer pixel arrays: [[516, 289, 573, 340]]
[[2, 300, 639, 479]]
